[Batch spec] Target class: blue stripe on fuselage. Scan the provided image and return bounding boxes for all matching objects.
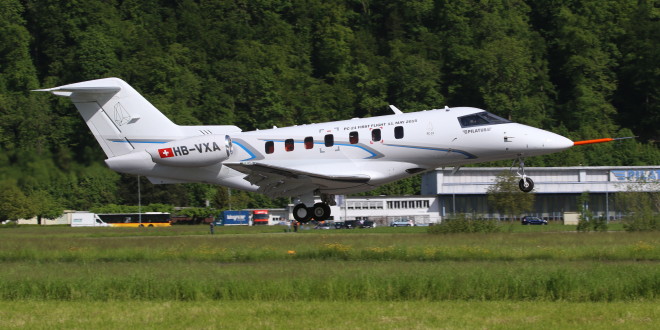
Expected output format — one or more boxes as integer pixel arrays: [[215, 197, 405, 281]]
[[383, 144, 477, 159]]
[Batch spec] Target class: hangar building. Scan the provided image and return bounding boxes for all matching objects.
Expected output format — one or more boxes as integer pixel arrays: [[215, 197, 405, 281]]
[[336, 166, 659, 225], [420, 166, 660, 221]]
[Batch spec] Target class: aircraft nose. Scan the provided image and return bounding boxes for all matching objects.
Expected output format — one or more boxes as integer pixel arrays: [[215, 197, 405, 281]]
[[541, 132, 573, 151]]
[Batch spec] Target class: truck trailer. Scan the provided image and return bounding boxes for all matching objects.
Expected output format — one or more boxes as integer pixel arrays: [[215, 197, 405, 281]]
[[70, 212, 109, 227], [216, 210, 251, 226]]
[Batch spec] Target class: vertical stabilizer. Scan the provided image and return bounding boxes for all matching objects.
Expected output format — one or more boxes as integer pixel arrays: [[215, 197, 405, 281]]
[[35, 77, 182, 157]]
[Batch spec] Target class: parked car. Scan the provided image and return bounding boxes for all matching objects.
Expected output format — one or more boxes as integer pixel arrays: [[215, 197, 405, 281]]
[[336, 220, 375, 229], [521, 216, 548, 225], [314, 222, 333, 230], [390, 220, 414, 227]]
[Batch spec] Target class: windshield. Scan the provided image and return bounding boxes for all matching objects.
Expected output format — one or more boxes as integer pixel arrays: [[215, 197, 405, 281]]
[[458, 111, 510, 128]]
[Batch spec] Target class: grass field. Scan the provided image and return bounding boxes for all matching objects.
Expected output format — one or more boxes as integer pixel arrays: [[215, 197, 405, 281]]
[[0, 224, 657, 328]]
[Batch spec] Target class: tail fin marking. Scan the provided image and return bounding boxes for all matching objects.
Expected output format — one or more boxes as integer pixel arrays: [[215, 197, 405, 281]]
[[35, 78, 183, 158]]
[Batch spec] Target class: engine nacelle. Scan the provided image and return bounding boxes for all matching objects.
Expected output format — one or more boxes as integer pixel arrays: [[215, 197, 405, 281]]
[[146, 135, 233, 167]]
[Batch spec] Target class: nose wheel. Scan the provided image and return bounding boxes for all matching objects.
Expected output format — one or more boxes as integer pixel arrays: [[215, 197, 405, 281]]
[[512, 157, 534, 193], [518, 177, 534, 192]]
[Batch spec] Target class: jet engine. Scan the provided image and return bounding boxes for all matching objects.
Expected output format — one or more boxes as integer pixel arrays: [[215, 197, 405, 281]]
[[145, 135, 233, 167]]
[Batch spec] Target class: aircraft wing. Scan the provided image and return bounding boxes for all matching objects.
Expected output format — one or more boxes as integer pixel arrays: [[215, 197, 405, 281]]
[[225, 161, 371, 197]]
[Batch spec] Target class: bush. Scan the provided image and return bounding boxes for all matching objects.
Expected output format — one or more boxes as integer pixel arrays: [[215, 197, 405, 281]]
[[428, 214, 500, 234], [623, 214, 659, 232], [0, 221, 18, 229]]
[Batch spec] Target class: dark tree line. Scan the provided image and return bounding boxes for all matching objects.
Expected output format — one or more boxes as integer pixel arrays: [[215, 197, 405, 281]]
[[0, 0, 658, 218]]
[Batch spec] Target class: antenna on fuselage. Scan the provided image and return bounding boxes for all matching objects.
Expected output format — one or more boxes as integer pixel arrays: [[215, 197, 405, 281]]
[[389, 105, 403, 115]]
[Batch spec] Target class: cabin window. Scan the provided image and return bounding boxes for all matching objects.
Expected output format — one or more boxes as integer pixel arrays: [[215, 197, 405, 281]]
[[371, 129, 381, 142], [265, 141, 274, 154], [304, 136, 314, 149], [349, 131, 359, 144], [394, 126, 404, 139], [324, 134, 334, 147], [285, 139, 294, 152]]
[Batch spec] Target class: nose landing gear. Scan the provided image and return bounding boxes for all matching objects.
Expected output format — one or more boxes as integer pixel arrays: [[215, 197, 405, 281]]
[[512, 157, 534, 193], [519, 176, 534, 193]]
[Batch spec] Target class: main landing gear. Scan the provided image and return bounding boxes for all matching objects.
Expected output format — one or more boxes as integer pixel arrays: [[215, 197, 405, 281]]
[[292, 194, 334, 223], [513, 157, 534, 193]]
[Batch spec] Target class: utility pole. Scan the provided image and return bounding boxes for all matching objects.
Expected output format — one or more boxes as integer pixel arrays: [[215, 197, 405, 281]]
[[138, 175, 142, 224]]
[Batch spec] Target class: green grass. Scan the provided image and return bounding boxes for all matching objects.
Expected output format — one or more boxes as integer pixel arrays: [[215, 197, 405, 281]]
[[0, 225, 657, 328], [0, 300, 657, 329]]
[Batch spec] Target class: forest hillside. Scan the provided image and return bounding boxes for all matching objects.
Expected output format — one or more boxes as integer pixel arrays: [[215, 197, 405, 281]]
[[0, 0, 658, 215]]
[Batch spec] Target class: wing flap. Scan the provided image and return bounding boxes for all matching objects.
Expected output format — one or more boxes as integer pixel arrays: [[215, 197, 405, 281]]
[[225, 162, 371, 197], [227, 162, 371, 184]]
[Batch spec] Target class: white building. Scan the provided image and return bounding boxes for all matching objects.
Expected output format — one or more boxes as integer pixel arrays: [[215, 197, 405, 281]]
[[17, 210, 78, 225], [421, 166, 660, 221], [336, 195, 441, 226]]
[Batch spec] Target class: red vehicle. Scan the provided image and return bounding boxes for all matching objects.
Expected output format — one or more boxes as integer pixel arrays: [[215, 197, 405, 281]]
[[252, 210, 269, 225]]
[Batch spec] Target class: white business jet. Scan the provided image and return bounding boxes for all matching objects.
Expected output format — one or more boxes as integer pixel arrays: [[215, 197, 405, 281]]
[[36, 78, 615, 222]]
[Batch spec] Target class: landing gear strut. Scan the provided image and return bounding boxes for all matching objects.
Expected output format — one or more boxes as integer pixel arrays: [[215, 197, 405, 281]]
[[512, 157, 534, 193]]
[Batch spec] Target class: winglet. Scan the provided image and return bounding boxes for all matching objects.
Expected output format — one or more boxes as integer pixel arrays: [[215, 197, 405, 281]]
[[389, 105, 403, 115], [573, 136, 636, 146]]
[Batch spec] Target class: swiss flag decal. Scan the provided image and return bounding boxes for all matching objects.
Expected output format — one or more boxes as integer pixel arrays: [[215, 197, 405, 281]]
[[158, 148, 174, 158]]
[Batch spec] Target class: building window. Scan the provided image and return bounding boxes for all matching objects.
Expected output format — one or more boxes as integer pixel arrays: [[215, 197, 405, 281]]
[[285, 139, 294, 152], [304, 136, 314, 149], [325, 134, 334, 147], [265, 141, 274, 154], [349, 131, 359, 144], [372, 129, 381, 142], [395, 126, 404, 139]]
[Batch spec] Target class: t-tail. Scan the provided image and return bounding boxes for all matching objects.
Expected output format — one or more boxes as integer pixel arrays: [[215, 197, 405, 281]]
[[35, 77, 184, 157]]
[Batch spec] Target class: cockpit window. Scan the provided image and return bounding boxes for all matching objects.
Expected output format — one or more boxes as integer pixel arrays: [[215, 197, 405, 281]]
[[458, 112, 510, 128]]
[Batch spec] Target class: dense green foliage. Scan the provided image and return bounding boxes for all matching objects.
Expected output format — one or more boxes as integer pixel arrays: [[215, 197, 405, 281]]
[[1, 0, 658, 212]]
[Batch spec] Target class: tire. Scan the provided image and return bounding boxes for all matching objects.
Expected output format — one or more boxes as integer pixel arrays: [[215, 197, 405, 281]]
[[518, 177, 534, 192], [293, 204, 311, 222], [312, 203, 331, 221]]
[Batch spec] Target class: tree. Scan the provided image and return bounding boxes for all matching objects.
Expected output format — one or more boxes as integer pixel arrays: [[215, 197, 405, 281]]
[[177, 207, 217, 224], [617, 180, 659, 232], [27, 190, 63, 225], [486, 172, 535, 220], [0, 180, 32, 221]]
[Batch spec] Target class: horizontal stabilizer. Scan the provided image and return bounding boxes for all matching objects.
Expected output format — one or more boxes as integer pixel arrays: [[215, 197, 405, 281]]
[[34, 86, 121, 94]]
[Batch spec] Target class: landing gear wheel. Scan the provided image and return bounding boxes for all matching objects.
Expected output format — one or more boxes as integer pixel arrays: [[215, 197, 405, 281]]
[[519, 177, 534, 193], [293, 204, 311, 223], [312, 203, 331, 221]]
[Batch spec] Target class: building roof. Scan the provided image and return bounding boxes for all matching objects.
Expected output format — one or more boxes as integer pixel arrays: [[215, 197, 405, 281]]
[[421, 166, 660, 195]]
